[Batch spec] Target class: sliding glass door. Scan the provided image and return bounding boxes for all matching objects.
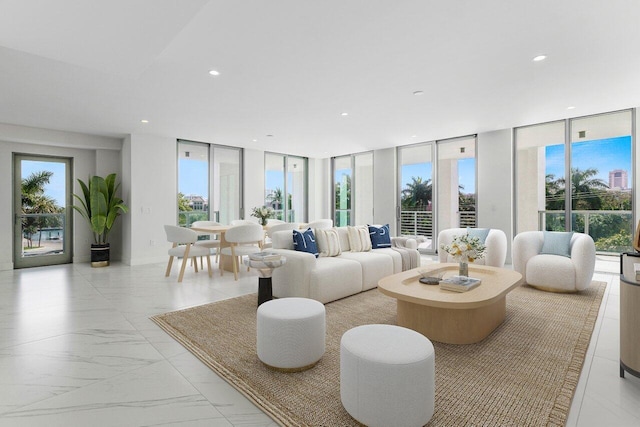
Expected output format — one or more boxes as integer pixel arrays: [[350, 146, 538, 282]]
[[332, 152, 373, 227], [515, 109, 633, 253], [177, 140, 242, 226], [265, 153, 307, 222]]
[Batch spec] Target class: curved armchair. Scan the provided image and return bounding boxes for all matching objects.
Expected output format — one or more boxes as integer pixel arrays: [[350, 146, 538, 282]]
[[512, 231, 595, 292], [437, 228, 507, 268]]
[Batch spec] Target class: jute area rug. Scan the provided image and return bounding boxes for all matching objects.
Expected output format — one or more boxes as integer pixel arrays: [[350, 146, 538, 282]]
[[151, 281, 606, 427]]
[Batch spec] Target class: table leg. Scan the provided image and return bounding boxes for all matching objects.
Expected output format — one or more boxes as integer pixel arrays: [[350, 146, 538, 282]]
[[258, 277, 273, 307]]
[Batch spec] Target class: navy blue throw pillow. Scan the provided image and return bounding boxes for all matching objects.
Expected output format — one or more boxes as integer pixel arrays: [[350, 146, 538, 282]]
[[368, 224, 391, 249], [293, 228, 319, 258]]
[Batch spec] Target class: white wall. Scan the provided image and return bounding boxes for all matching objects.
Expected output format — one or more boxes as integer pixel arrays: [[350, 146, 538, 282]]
[[477, 129, 513, 262], [122, 133, 176, 265], [307, 158, 330, 221], [0, 123, 122, 270]]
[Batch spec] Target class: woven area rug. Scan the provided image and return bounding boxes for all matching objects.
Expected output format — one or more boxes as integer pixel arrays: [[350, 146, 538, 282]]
[[151, 281, 606, 427]]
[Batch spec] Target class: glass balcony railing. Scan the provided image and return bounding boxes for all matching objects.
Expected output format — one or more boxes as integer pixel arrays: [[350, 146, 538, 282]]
[[539, 210, 633, 253]]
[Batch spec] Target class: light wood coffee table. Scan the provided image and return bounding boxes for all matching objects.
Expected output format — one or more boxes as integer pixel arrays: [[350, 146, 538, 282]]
[[378, 263, 523, 344]]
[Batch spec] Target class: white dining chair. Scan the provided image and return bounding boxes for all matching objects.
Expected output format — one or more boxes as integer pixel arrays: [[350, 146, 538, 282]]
[[262, 222, 299, 249], [191, 220, 221, 266], [164, 225, 212, 282], [220, 223, 264, 280]]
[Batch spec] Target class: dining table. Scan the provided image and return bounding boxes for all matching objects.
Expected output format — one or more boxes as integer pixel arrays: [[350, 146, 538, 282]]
[[190, 224, 267, 273]]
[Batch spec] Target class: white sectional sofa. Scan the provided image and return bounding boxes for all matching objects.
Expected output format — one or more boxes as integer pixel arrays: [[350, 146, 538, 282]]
[[269, 227, 419, 304]]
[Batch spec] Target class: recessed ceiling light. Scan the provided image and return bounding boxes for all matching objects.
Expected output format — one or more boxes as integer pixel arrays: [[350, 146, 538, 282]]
[[413, 90, 424, 96], [532, 55, 547, 62], [567, 106, 576, 110], [341, 112, 349, 116], [208, 69, 220, 76], [140, 119, 149, 124], [411, 135, 417, 138], [266, 134, 274, 137], [252, 139, 258, 142]]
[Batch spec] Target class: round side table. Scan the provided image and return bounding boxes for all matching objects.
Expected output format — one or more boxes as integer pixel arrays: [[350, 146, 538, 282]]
[[244, 253, 287, 307]]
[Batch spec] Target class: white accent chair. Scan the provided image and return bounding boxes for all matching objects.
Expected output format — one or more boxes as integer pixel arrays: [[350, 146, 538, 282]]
[[437, 228, 508, 268], [512, 231, 596, 292], [191, 220, 221, 266], [220, 223, 264, 280], [164, 225, 213, 282]]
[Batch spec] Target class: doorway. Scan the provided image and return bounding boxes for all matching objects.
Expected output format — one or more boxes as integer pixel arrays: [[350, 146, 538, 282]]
[[13, 154, 73, 268]]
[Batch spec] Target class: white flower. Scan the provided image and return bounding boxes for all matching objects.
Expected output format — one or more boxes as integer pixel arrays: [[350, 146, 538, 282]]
[[440, 233, 486, 263]]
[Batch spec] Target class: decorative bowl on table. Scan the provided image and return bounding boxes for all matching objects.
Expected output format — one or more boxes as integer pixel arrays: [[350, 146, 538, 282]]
[[417, 269, 444, 285]]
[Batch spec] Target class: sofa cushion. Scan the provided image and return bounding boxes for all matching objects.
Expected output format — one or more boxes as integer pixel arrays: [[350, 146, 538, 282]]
[[541, 231, 574, 258], [340, 251, 395, 291], [348, 226, 372, 252], [369, 224, 391, 249], [526, 254, 576, 291], [293, 228, 318, 258], [315, 228, 342, 257], [309, 257, 363, 303]]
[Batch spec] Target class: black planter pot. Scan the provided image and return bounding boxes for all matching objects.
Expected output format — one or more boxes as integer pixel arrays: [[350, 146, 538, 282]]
[[91, 243, 110, 267]]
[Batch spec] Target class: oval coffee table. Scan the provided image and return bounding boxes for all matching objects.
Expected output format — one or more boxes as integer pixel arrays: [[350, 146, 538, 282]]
[[378, 263, 523, 344]]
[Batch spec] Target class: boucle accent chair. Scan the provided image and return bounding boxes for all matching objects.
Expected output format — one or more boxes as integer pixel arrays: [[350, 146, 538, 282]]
[[512, 231, 596, 292], [437, 228, 508, 268]]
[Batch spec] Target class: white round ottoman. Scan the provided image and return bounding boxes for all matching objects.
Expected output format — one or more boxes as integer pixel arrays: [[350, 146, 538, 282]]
[[340, 324, 435, 427], [257, 297, 326, 371]]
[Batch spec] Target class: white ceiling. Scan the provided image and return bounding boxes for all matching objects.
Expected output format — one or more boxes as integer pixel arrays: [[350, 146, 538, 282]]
[[1, 0, 639, 158]]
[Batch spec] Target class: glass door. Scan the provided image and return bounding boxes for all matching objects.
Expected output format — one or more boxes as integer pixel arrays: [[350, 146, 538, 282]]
[[211, 145, 242, 225], [436, 136, 477, 231], [398, 143, 434, 252], [13, 154, 72, 268], [333, 156, 352, 227]]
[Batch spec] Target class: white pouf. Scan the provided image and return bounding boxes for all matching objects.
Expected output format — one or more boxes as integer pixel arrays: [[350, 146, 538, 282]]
[[257, 297, 326, 371], [340, 324, 435, 427]]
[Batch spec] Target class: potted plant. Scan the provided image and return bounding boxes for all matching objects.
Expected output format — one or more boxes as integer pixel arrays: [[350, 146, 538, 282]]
[[72, 173, 128, 267]]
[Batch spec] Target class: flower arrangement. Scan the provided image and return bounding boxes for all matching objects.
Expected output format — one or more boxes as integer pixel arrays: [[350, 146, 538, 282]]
[[440, 233, 486, 263], [251, 206, 275, 226]]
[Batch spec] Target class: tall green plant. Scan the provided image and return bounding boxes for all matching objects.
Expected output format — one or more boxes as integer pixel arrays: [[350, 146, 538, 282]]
[[72, 173, 128, 244]]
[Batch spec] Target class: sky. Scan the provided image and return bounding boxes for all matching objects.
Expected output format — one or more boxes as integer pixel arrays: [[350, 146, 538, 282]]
[[401, 158, 476, 194], [21, 160, 66, 206], [545, 136, 632, 182]]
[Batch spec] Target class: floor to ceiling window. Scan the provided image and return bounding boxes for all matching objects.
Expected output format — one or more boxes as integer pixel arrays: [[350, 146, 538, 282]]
[[398, 143, 434, 249], [177, 140, 243, 226], [398, 136, 477, 253], [332, 152, 373, 227], [515, 109, 634, 253], [437, 136, 477, 231], [264, 153, 307, 222]]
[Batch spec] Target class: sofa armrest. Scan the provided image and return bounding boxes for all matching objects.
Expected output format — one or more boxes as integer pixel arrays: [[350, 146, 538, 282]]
[[391, 236, 418, 250], [484, 229, 507, 268], [270, 248, 317, 299]]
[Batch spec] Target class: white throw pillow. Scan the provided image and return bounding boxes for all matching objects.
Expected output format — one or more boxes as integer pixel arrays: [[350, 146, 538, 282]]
[[315, 228, 342, 257], [347, 226, 372, 252]]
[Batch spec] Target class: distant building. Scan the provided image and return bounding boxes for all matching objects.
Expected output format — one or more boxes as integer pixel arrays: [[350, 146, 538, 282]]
[[185, 194, 208, 211], [609, 169, 628, 190]]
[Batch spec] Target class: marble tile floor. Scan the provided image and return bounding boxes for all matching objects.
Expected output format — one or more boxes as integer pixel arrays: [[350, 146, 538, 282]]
[[0, 255, 638, 426]]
